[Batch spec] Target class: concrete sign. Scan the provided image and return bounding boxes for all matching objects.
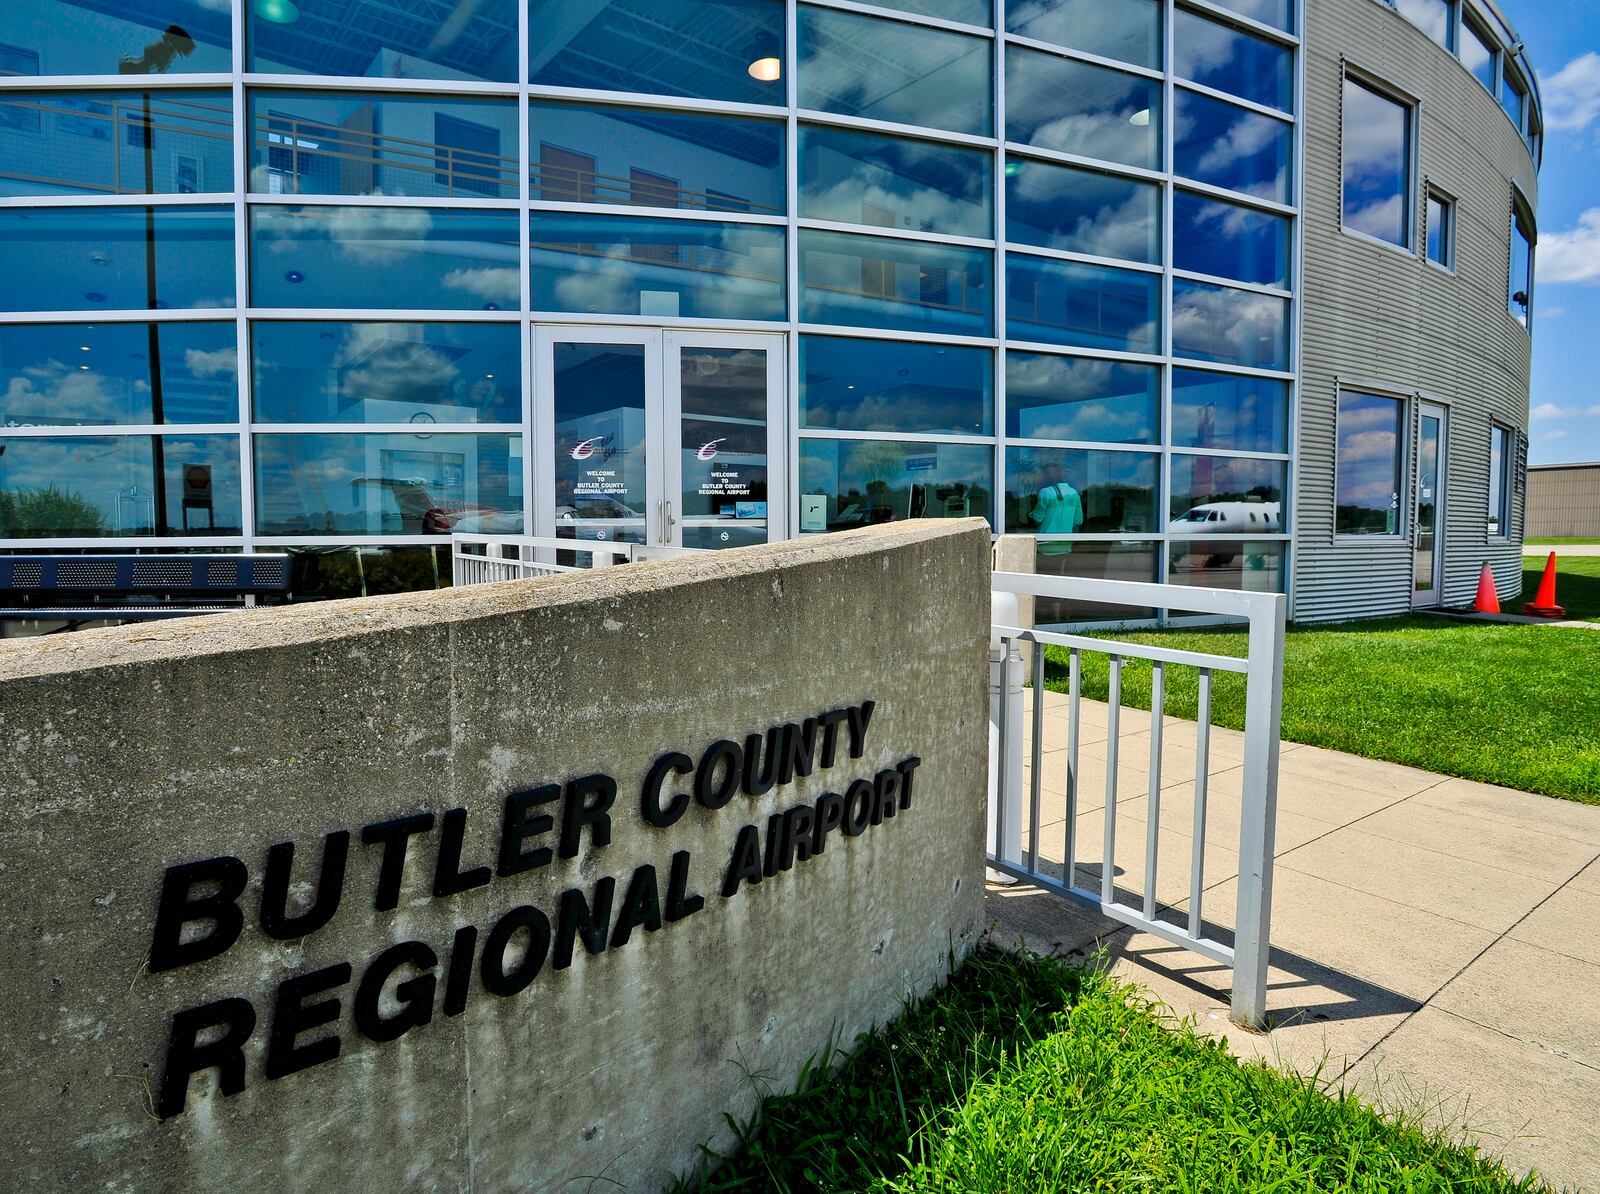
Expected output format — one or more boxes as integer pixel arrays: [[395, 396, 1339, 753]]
[[0, 520, 989, 1191]]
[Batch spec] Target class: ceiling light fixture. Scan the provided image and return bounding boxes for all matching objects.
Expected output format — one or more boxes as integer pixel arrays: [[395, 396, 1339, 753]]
[[253, 0, 300, 24], [1129, 108, 1151, 127], [748, 56, 781, 82]]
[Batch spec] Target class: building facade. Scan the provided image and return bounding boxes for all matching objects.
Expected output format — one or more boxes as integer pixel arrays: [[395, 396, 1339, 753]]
[[1527, 463, 1600, 540], [0, 0, 1537, 621]]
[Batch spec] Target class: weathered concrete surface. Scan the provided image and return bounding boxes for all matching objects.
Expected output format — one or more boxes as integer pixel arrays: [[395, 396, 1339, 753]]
[[0, 520, 990, 1192]]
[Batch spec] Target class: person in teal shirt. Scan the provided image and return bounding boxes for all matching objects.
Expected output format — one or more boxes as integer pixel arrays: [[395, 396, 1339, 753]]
[[1032, 481, 1084, 555]]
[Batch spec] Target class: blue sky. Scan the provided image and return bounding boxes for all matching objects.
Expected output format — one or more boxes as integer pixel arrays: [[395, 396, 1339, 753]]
[[1510, 3, 1600, 463]]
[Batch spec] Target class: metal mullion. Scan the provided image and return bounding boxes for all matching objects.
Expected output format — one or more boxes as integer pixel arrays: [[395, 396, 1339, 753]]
[[231, 0, 253, 558], [246, 193, 522, 212], [796, 323, 998, 348], [795, 108, 998, 151], [1159, 0, 1176, 600], [1170, 446, 1293, 462], [1004, 141, 1166, 184], [1001, 32, 1165, 81], [251, 424, 521, 435], [520, 0, 534, 545], [1171, 269, 1292, 299], [242, 308, 522, 323], [0, 310, 240, 326], [1285, 0, 1307, 615], [798, 217, 994, 250], [786, 0, 801, 539], [528, 201, 786, 227], [251, 535, 473, 546], [1178, 0, 1301, 46], [993, 0, 1006, 534], [798, 429, 998, 446], [0, 75, 237, 91], [0, 194, 237, 209], [1164, 175, 1297, 217], [804, 0, 997, 39], [1002, 337, 1165, 366], [0, 536, 247, 549], [1171, 78, 1294, 124], [1167, 358, 1297, 382], [527, 85, 786, 121], [240, 73, 520, 99], [1006, 437, 1163, 454], [0, 424, 242, 438], [1004, 242, 1163, 275], [532, 312, 792, 334]]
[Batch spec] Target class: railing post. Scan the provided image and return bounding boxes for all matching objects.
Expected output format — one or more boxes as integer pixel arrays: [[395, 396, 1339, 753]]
[[1231, 593, 1286, 1029], [988, 591, 1023, 872]]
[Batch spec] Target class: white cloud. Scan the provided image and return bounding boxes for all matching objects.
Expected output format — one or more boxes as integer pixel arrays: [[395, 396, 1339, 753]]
[[1544, 52, 1600, 132], [1532, 402, 1579, 418], [1540, 430, 1570, 442], [1589, 405, 1600, 417], [1537, 208, 1600, 284], [1539, 307, 1568, 319]]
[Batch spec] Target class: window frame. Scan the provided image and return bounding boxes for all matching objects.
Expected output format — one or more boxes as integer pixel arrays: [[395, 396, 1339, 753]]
[[1459, 11, 1500, 98], [1487, 422, 1514, 540], [1508, 192, 1535, 334], [1339, 67, 1419, 256], [1423, 184, 1457, 273], [1334, 387, 1409, 542]]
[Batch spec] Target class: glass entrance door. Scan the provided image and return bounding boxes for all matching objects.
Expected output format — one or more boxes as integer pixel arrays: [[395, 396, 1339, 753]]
[[1413, 403, 1447, 607], [534, 327, 785, 551]]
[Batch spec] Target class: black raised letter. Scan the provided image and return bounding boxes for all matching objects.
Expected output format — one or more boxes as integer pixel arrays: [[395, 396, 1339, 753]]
[[264, 962, 350, 1080], [362, 812, 436, 911], [817, 708, 850, 769], [694, 740, 743, 811], [896, 755, 923, 810], [354, 941, 438, 1043], [742, 727, 783, 797], [443, 924, 478, 1016], [499, 784, 560, 876], [641, 753, 693, 828], [843, 779, 874, 837], [721, 824, 763, 898], [260, 832, 349, 942], [150, 856, 248, 973], [157, 997, 256, 1119], [812, 792, 845, 855], [610, 864, 663, 948], [433, 807, 492, 898], [560, 774, 617, 859], [874, 769, 904, 824], [845, 700, 876, 759], [664, 850, 704, 922], [779, 718, 819, 784], [480, 905, 551, 998], [782, 804, 816, 868], [554, 878, 616, 970]]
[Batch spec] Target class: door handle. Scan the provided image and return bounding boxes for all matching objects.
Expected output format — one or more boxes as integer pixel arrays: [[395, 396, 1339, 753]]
[[663, 499, 676, 545], [655, 499, 662, 544]]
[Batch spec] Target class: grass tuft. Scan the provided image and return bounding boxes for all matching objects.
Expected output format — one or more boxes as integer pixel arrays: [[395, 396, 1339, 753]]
[[685, 948, 1542, 1193]]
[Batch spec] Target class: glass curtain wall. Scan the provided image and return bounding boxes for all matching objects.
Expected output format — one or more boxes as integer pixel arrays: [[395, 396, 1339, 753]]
[[0, 0, 1315, 618]]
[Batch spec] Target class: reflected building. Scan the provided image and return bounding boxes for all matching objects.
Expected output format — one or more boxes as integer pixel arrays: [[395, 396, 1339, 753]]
[[0, 0, 1536, 622]]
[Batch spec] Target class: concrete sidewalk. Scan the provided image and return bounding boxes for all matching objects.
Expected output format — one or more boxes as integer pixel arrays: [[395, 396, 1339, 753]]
[[1525, 544, 1600, 556], [986, 689, 1600, 1191]]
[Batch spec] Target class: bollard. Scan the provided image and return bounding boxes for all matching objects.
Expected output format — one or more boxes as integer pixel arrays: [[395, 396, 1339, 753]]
[[989, 591, 1024, 881]]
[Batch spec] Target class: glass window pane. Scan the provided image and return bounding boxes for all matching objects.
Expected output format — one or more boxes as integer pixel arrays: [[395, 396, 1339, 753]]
[[1173, 191, 1290, 287], [1005, 158, 1159, 264], [1501, 65, 1526, 131], [1174, 89, 1291, 203], [1205, 0, 1292, 34], [877, 0, 991, 25], [798, 438, 992, 532], [1461, 19, 1496, 94], [1172, 278, 1288, 370], [1396, 0, 1453, 50], [1169, 539, 1285, 592], [800, 125, 991, 239], [1006, 46, 1160, 171], [530, 0, 783, 105], [251, 0, 518, 83], [1034, 542, 1160, 624], [1335, 392, 1403, 535], [1343, 76, 1412, 248], [1426, 193, 1452, 267], [532, 214, 785, 322], [0, 205, 234, 313], [1172, 8, 1293, 112], [0, 90, 231, 198], [800, 336, 992, 435], [553, 343, 645, 534], [1007, 256, 1160, 353], [0, 1, 231, 76], [1006, 352, 1158, 444], [0, 433, 240, 536], [1005, 446, 1158, 534], [800, 229, 991, 335], [800, 6, 992, 137], [249, 91, 518, 200], [253, 322, 521, 424], [254, 432, 522, 536], [0, 321, 237, 426], [1171, 368, 1288, 454], [1005, 0, 1161, 70], [531, 102, 784, 216], [251, 206, 520, 311], [1488, 425, 1508, 535], [266, 544, 454, 601], [1510, 209, 1532, 327], [1170, 454, 1286, 525]]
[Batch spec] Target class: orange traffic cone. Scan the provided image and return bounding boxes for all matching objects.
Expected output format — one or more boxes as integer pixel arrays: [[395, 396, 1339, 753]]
[[1523, 552, 1567, 618], [1474, 562, 1501, 613]]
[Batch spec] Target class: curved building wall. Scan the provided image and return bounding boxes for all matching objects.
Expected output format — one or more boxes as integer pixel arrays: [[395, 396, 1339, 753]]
[[1294, 0, 1537, 621]]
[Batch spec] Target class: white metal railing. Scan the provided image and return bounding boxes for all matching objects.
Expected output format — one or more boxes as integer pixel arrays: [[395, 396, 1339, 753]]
[[451, 533, 633, 586], [990, 571, 1286, 1029]]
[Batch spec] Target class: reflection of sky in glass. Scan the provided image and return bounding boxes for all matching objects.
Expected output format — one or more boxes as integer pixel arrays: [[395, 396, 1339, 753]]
[[1172, 279, 1288, 370], [1004, 446, 1158, 534], [801, 230, 991, 336], [1174, 89, 1291, 204], [0, 322, 236, 426], [800, 336, 991, 435], [1009, 256, 1159, 354], [1461, 20, 1497, 92], [1342, 78, 1410, 247], [801, 125, 991, 239], [799, 439, 992, 530], [1396, 0, 1452, 48], [1005, 0, 1160, 69], [799, 8, 991, 136], [253, 322, 521, 424], [1006, 159, 1159, 264], [1006, 352, 1158, 443], [876, 0, 992, 27], [1173, 191, 1290, 287], [1510, 213, 1532, 326], [1204, 0, 1292, 33], [1172, 368, 1288, 454], [0, 434, 240, 536], [1006, 46, 1161, 171], [1172, 8, 1292, 112], [1501, 65, 1526, 130], [1335, 392, 1402, 534], [1169, 540, 1284, 592]]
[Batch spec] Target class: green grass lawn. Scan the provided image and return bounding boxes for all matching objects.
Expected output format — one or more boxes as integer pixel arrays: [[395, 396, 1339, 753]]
[[1520, 553, 1600, 622], [688, 948, 1541, 1192], [1526, 537, 1600, 546], [1040, 617, 1600, 804]]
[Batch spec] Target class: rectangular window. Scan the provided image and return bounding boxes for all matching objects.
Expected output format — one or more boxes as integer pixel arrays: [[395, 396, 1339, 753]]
[[1171, 368, 1289, 454], [1006, 46, 1161, 171], [1510, 204, 1534, 329], [1426, 190, 1455, 269], [798, 438, 993, 532], [1005, 0, 1161, 71], [1006, 158, 1160, 265], [1488, 424, 1512, 536], [1395, 0, 1453, 51], [1172, 8, 1293, 113], [1206, 0, 1293, 33], [1343, 74, 1413, 249], [252, 0, 516, 82], [800, 336, 992, 436], [801, 125, 992, 240], [1007, 256, 1160, 354], [1005, 446, 1159, 535], [1173, 89, 1292, 204], [5, 1, 231, 76], [1460, 16, 1497, 95], [1501, 64, 1528, 132], [1006, 352, 1160, 444], [1336, 391, 1404, 536], [1173, 191, 1291, 287], [1171, 279, 1289, 370], [801, 229, 991, 336]]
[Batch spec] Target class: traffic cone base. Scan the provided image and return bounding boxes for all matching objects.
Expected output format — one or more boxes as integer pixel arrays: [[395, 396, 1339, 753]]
[[1473, 562, 1500, 614], [1523, 552, 1567, 619]]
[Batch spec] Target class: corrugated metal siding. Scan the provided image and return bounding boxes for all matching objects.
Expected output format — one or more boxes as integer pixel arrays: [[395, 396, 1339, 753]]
[[1294, 0, 1534, 623], [1527, 465, 1600, 538]]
